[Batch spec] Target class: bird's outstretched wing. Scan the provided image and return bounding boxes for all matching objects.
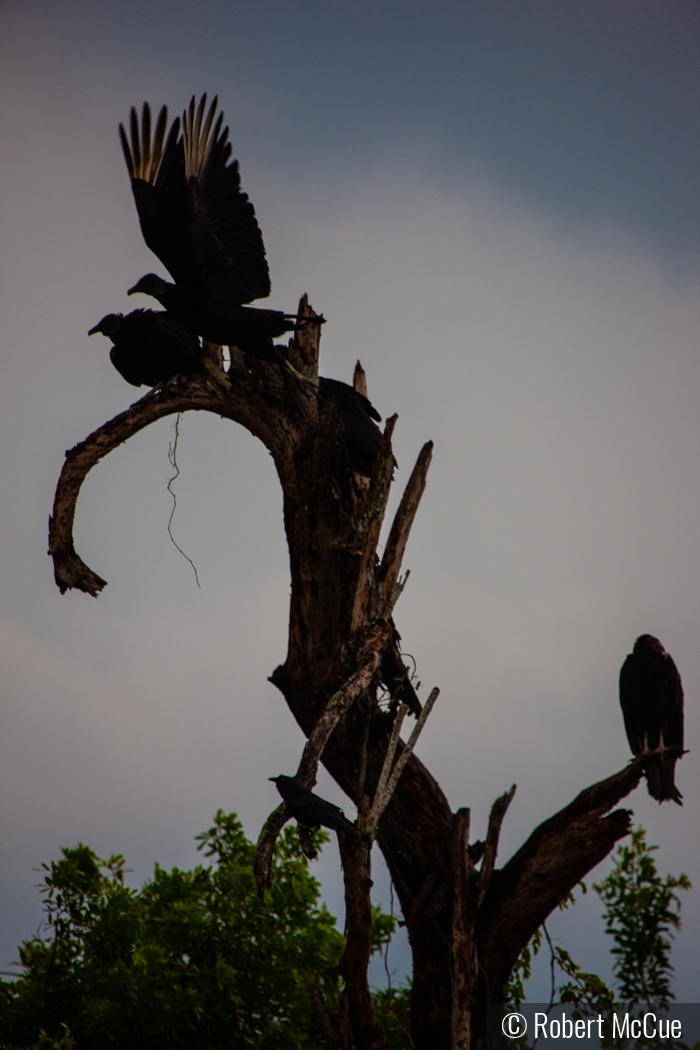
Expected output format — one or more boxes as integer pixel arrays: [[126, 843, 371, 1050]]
[[120, 104, 193, 286], [182, 94, 271, 304]]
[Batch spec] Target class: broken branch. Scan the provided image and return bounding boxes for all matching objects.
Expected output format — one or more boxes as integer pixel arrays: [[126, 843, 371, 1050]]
[[350, 415, 398, 631], [477, 755, 648, 998], [366, 703, 408, 833], [353, 360, 368, 398], [477, 784, 516, 907], [367, 686, 439, 838], [374, 440, 433, 620]]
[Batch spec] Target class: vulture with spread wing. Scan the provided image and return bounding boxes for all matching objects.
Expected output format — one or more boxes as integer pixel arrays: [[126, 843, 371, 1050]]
[[120, 95, 305, 360]]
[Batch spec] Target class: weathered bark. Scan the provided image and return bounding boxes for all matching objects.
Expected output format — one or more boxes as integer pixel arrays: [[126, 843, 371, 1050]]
[[451, 808, 476, 1050], [48, 296, 651, 1050], [338, 833, 389, 1049]]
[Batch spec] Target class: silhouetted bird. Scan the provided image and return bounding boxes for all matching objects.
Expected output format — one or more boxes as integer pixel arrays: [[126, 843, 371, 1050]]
[[270, 775, 361, 838], [382, 622, 422, 717], [318, 377, 382, 478], [88, 309, 203, 387], [120, 95, 305, 360], [619, 635, 684, 805]]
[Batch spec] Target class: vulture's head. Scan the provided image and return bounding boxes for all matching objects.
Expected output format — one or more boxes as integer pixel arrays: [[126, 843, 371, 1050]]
[[128, 273, 167, 298], [634, 635, 667, 656], [88, 313, 123, 338]]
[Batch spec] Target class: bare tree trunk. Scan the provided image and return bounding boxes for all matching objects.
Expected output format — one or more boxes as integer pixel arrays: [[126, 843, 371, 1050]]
[[48, 296, 651, 1049], [338, 832, 388, 1049]]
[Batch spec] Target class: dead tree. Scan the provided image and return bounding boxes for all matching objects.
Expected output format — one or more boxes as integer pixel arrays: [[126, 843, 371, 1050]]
[[48, 298, 651, 1050]]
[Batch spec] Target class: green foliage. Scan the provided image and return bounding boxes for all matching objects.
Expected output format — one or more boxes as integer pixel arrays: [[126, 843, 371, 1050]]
[[505, 830, 690, 1013], [593, 827, 691, 1009], [0, 813, 346, 1049], [554, 944, 616, 1014], [504, 927, 543, 1009], [372, 984, 413, 1049], [370, 903, 398, 957]]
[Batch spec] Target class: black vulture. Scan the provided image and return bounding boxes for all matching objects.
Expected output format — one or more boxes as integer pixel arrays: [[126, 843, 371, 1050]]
[[619, 635, 684, 805], [270, 775, 361, 839], [120, 95, 305, 360], [316, 380, 421, 715], [88, 309, 203, 387], [318, 377, 382, 478], [381, 622, 422, 718]]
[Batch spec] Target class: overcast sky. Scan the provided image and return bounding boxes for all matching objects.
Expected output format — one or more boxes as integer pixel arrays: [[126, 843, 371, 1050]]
[[1, 0, 698, 999]]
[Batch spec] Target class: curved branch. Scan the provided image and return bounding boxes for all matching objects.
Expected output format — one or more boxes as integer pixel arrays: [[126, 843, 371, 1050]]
[[253, 803, 290, 896], [48, 373, 300, 595]]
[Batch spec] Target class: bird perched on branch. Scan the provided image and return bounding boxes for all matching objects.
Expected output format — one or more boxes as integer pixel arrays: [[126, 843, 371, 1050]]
[[619, 634, 684, 805], [318, 377, 382, 478], [382, 623, 422, 717], [120, 95, 311, 360], [270, 775, 361, 838], [88, 309, 203, 387]]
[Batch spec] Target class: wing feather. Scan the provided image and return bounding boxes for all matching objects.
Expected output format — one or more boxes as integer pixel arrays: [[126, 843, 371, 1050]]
[[119, 122, 134, 180], [121, 105, 194, 285], [122, 95, 271, 302], [182, 94, 271, 303]]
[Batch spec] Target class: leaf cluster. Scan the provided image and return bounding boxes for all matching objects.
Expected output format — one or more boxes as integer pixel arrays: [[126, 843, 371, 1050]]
[[506, 829, 690, 1017], [593, 827, 691, 1009], [0, 813, 346, 1049]]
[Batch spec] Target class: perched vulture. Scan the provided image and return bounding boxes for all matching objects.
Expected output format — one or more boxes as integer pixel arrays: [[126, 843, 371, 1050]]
[[382, 622, 422, 717], [120, 95, 304, 360], [316, 381, 421, 717], [270, 776, 361, 839], [318, 377, 382, 478], [88, 309, 203, 387], [619, 634, 684, 805]]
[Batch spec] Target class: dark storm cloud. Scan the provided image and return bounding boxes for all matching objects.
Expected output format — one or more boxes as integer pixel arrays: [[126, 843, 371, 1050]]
[[3, 0, 696, 267]]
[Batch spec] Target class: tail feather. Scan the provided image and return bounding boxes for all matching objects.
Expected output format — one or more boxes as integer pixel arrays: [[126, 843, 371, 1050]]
[[333, 817, 361, 839], [646, 755, 683, 805]]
